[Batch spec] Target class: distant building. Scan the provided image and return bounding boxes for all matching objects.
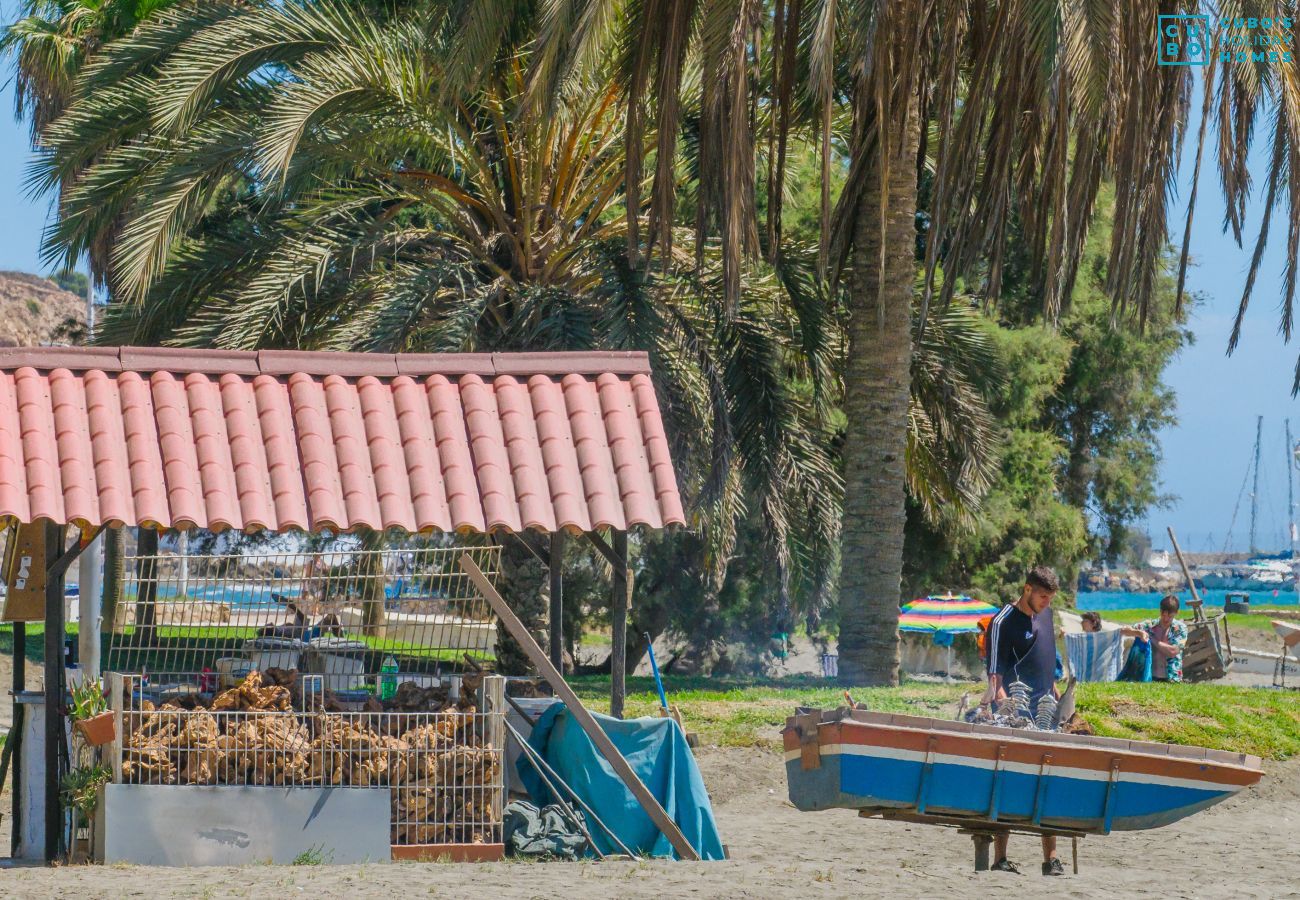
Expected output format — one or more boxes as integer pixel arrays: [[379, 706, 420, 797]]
[[1147, 550, 1170, 570]]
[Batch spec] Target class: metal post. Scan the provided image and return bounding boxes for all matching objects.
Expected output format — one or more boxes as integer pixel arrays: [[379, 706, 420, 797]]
[[12, 622, 25, 695], [9, 621, 23, 860], [1287, 419, 1296, 558], [1250, 414, 1263, 555], [549, 530, 565, 671], [610, 530, 628, 719], [43, 522, 67, 863]]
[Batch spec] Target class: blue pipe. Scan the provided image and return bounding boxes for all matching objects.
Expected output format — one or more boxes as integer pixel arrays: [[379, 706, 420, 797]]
[[645, 632, 669, 710]]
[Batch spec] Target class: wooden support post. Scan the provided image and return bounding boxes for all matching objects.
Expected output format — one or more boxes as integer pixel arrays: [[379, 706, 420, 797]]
[[458, 552, 700, 861], [43, 521, 65, 864], [972, 833, 993, 872], [39, 526, 99, 864], [549, 530, 565, 672], [611, 530, 629, 719]]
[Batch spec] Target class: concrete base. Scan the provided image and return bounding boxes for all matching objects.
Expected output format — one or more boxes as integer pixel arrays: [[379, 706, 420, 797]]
[[94, 784, 390, 866]]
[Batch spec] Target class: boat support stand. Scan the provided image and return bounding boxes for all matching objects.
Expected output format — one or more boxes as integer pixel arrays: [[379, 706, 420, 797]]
[[866, 811, 1087, 874]]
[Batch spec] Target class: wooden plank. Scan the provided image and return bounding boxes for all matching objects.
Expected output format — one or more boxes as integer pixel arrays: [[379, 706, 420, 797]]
[[459, 552, 701, 861], [1167, 528, 1205, 620]]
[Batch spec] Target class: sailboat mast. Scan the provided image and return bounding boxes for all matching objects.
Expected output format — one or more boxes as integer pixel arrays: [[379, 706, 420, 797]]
[[1288, 419, 1296, 558], [1250, 415, 1263, 555]]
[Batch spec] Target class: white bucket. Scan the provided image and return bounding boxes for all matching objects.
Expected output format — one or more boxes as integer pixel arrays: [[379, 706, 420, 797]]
[[215, 657, 252, 689], [305, 638, 369, 690], [242, 638, 305, 673]]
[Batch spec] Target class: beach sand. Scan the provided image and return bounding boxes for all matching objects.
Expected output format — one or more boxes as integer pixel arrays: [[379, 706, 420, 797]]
[[1, 746, 1296, 899]]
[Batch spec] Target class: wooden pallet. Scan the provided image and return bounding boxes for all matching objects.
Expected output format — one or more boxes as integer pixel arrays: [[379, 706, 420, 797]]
[[391, 843, 505, 862], [1183, 616, 1231, 682]]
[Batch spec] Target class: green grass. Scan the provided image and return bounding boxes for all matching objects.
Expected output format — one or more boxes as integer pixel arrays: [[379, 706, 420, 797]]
[[568, 675, 1300, 760], [1077, 681, 1300, 759], [0, 622, 492, 672], [1098, 610, 1291, 633]]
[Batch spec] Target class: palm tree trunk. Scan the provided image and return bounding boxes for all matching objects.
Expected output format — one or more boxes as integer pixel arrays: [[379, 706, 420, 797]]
[[101, 525, 125, 633], [836, 99, 921, 687], [359, 528, 387, 638]]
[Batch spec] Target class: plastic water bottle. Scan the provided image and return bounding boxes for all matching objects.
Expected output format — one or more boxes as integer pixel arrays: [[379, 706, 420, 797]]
[[380, 655, 398, 701]]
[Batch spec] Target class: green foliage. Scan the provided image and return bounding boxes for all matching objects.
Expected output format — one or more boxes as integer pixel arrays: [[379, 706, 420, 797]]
[[68, 678, 107, 721], [904, 315, 1087, 603], [568, 675, 1300, 759], [51, 268, 88, 297], [61, 763, 111, 819], [905, 192, 1188, 603]]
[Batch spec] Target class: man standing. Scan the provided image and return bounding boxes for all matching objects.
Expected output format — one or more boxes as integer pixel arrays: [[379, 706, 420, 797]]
[[985, 565, 1065, 877]]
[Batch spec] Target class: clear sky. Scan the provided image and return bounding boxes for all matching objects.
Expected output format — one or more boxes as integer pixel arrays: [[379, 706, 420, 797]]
[[0, 32, 1295, 554]]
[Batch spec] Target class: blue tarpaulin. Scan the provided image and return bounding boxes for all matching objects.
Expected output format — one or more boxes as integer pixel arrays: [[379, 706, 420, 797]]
[[517, 704, 726, 860]]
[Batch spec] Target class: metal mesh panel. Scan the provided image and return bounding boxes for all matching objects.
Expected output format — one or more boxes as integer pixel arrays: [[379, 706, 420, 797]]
[[107, 545, 500, 683], [109, 673, 505, 847]]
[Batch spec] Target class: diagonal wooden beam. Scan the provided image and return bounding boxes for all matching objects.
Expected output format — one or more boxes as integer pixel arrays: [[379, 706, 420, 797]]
[[458, 552, 700, 861], [584, 530, 627, 577]]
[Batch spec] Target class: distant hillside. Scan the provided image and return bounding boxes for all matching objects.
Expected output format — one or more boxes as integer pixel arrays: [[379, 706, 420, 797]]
[[0, 270, 87, 348]]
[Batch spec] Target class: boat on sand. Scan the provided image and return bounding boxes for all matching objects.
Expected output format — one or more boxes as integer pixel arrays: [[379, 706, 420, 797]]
[[784, 707, 1262, 835]]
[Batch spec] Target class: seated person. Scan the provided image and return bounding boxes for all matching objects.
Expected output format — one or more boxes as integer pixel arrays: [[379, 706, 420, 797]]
[[1120, 594, 1187, 682]]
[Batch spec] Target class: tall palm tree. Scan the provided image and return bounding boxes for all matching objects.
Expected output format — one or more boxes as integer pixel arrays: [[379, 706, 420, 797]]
[[36, 0, 1009, 672], [36, 0, 844, 665], [4, 0, 175, 636]]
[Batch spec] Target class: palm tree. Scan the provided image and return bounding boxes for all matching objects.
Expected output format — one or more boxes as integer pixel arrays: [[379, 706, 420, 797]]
[[4, 0, 175, 639], [36, 0, 844, 668], [2, 0, 171, 139], [36, 0, 1011, 674]]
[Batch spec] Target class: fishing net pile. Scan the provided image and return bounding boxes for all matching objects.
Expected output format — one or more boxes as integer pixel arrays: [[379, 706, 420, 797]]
[[961, 680, 1093, 734]]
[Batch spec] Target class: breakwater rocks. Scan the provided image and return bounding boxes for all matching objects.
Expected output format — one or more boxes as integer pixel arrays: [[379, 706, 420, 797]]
[[1077, 570, 1186, 594]]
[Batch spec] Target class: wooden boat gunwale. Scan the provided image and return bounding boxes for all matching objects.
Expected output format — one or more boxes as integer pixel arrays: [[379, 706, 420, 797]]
[[792, 706, 1262, 774]]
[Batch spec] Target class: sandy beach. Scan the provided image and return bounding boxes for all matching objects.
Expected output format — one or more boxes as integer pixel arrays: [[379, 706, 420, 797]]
[[2, 745, 1295, 899]]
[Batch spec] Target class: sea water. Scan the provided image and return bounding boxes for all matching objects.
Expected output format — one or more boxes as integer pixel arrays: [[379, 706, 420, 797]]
[[1078, 588, 1300, 610]]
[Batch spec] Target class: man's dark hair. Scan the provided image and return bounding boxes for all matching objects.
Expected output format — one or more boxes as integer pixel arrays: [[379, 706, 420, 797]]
[[1081, 611, 1102, 629], [1025, 565, 1060, 593], [1160, 594, 1180, 614]]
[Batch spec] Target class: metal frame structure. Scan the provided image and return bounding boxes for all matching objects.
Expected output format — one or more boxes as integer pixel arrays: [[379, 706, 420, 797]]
[[106, 673, 505, 850], [107, 545, 500, 682]]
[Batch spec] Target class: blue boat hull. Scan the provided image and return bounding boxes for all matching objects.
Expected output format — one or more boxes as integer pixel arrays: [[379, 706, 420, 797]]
[[784, 710, 1261, 835]]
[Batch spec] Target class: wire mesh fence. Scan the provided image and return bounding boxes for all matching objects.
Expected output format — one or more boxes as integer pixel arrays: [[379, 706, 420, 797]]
[[109, 672, 505, 847], [106, 545, 501, 683]]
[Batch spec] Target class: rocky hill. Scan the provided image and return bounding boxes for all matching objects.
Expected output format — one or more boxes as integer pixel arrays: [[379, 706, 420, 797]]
[[0, 270, 87, 347]]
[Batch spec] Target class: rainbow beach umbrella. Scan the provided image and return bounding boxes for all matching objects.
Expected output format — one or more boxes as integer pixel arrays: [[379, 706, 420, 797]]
[[899, 593, 999, 681], [898, 593, 999, 634]]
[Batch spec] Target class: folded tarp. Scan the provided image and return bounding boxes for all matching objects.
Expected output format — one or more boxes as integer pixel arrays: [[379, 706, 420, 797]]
[[517, 703, 725, 860]]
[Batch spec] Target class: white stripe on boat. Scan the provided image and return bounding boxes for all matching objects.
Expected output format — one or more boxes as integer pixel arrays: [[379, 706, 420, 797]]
[[783, 743, 1245, 794]]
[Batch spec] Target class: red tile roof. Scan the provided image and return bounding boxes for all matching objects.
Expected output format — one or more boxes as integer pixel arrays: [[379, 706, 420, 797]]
[[0, 347, 686, 534]]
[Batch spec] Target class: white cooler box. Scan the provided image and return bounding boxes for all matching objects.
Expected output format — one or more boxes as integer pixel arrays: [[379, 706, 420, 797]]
[[242, 637, 306, 672], [305, 637, 369, 690]]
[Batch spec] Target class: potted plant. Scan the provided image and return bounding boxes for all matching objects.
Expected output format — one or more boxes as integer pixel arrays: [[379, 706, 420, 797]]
[[69, 680, 115, 746], [61, 763, 112, 824]]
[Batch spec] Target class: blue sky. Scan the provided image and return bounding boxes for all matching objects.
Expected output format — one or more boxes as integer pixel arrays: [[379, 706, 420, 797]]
[[0, 36, 1295, 554]]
